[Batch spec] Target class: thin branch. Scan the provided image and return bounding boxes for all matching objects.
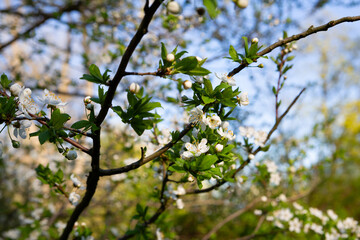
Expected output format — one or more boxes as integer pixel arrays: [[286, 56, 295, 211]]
[[124, 71, 159, 76], [99, 123, 193, 176], [202, 198, 261, 240], [0, 2, 82, 52], [60, 1, 164, 239], [228, 15, 360, 77]]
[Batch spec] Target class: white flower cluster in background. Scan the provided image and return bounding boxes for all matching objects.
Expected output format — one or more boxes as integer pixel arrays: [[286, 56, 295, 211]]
[[239, 126, 268, 147], [164, 185, 186, 209], [264, 202, 360, 239]]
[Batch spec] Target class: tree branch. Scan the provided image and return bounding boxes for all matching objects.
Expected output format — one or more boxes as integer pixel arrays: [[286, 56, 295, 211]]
[[228, 15, 360, 77]]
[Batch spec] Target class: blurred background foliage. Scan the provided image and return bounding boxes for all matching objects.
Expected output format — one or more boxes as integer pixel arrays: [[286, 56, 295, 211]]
[[0, 0, 360, 239]]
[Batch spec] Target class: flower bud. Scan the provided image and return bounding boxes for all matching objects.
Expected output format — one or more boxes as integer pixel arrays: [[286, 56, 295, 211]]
[[257, 64, 264, 68], [12, 140, 20, 148], [251, 37, 259, 44], [238, 92, 249, 106], [167, 1, 181, 14], [234, 0, 249, 9], [22, 88, 32, 96], [196, 56, 202, 62], [86, 103, 94, 110], [166, 53, 175, 62], [249, 153, 255, 160], [84, 96, 92, 104], [183, 80, 192, 89], [66, 150, 78, 160], [10, 83, 22, 96], [215, 144, 224, 152], [129, 83, 140, 94]]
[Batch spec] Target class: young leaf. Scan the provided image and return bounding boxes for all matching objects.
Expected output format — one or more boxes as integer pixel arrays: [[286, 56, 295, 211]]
[[203, 0, 219, 19], [229, 45, 238, 61]]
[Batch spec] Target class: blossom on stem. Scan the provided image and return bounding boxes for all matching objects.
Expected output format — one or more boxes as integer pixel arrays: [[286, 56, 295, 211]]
[[217, 121, 236, 140], [18, 88, 37, 118], [238, 92, 249, 106], [70, 174, 82, 188], [69, 192, 81, 206], [215, 73, 236, 86], [205, 115, 221, 129], [181, 138, 209, 159], [13, 120, 32, 139], [38, 89, 66, 108]]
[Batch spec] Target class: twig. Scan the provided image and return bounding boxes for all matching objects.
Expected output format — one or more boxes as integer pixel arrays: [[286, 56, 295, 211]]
[[228, 15, 360, 77]]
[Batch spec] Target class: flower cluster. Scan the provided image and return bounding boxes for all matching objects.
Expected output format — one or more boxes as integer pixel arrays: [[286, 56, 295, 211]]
[[264, 202, 360, 239], [257, 160, 281, 186], [239, 126, 268, 147]]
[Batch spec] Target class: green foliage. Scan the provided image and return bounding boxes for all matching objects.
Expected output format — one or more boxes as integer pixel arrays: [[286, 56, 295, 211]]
[[0, 73, 12, 89], [35, 164, 66, 194], [203, 0, 220, 19], [112, 91, 162, 136], [226, 37, 268, 65], [80, 64, 111, 85], [30, 109, 70, 144], [0, 96, 17, 124]]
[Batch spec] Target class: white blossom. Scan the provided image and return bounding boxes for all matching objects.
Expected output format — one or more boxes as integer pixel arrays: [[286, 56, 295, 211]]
[[205, 115, 221, 129], [156, 228, 163, 240], [239, 126, 255, 138], [289, 218, 302, 233], [181, 138, 209, 159], [327, 209, 338, 221], [10, 83, 22, 96], [217, 121, 236, 140], [238, 92, 249, 106], [13, 120, 32, 139], [38, 89, 66, 107], [167, 1, 181, 14], [215, 144, 223, 152], [273, 208, 293, 221], [251, 37, 259, 44], [254, 130, 268, 147], [270, 172, 281, 185], [18, 88, 38, 117], [264, 160, 278, 173], [254, 209, 262, 215], [183, 80, 192, 89], [215, 73, 236, 86], [235, 0, 249, 9], [173, 185, 186, 195], [277, 194, 287, 202], [310, 223, 324, 234], [70, 174, 82, 188], [129, 83, 140, 94], [176, 198, 184, 209], [69, 192, 81, 206]]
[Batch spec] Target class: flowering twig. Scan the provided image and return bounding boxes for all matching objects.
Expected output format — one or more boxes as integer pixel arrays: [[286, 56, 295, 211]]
[[228, 15, 360, 77]]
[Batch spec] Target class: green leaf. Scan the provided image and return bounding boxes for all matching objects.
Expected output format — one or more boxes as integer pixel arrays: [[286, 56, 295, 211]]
[[39, 130, 51, 145], [186, 67, 211, 76], [203, 0, 219, 19], [242, 37, 249, 57], [50, 109, 70, 129], [174, 56, 198, 72], [1, 74, 12, 88], [229, 45, 238, 61], [161, 42, 167, 60], [80, 74, 103, 84], [201, 95, 216, 104], [198, 155, 218, 170], [203, 78, 213, 96], [71, 120, 91, 129], [89, 64, 102, 80], [272, 86, 277, 95], [286, 56, 295, 61]]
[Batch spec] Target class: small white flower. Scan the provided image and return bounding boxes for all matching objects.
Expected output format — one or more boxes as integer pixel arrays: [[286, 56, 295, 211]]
[[196, 56, 202, 62], [293, 202, 304, 211], [327, 209, 338, 221], [182, 138, 210, 159], [10, 83, 22, 96], [254, 130, 267, 147], [84, 96, 92, 104], [188, 107, 204, 123], [277, 194, 287, 202], [167, 1, 181, 14], [206, 115, 221, 129], [13, 120, 32, 139], [310, 223, 324, 234], [67, 150, 78, 160], [273, 208, 293, 221], [166, 53, 175, 62], [18, 88, 38, 117], [269, 172, 281, 185], [289, 218, 302, 233], [254, 209, 262, 215], [264, 160, 278, 173], [173, 185, 186, 195], [38, 89, 66, 107], [183, 80, 192, 89], [261, 196, 268, 202], [129, 83, 140, 94], [70, 174, 82, 188], [156, 228, 163, 240], [239, 126, 255, 138], [69, 192, 81, 206], [238, 92, 249, 106], [215, 73, 236, 86], [215, 144, 223, 152], [251, 37, 259, 44], [176, 198, 184, 209], [248, 154, 255, 160], [217, 122, 236, 140]]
